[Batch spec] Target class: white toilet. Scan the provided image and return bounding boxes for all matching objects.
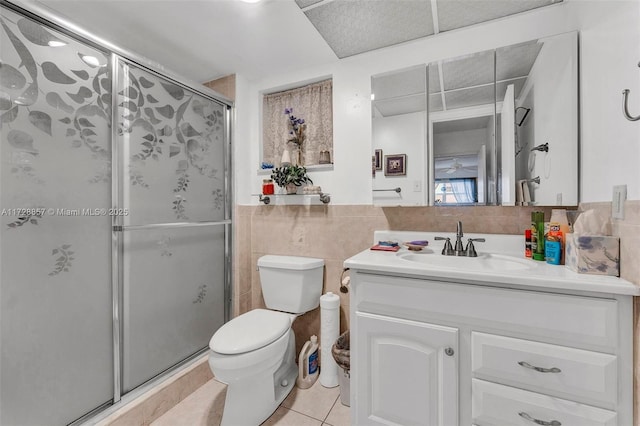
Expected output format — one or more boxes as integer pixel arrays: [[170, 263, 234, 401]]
[[208, 255, 324, 426]]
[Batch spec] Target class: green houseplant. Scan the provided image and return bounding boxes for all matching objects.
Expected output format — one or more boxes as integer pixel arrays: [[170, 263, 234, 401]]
[[270, 165, 313, 194]]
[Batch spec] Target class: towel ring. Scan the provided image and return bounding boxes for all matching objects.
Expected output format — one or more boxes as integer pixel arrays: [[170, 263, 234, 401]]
[[622, 62, 640, 121]]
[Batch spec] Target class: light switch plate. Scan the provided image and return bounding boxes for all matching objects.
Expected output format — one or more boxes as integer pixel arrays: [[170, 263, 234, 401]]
[[612, 185, 627, 219]]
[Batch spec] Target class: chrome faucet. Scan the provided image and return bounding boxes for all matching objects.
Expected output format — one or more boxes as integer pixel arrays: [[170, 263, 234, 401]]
[[464, 238, 485, 257], [454, 221, 464, 256], [435, 221, 486, 257]]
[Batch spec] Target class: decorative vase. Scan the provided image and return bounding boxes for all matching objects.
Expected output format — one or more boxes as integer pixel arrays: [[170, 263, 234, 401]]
[[280, 149, 291, 166], [285, 183, 297, 194], [294, 148, 302, 166]]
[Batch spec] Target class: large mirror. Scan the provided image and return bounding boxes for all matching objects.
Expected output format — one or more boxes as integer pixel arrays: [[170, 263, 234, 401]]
[[371, 31, 578, 206]]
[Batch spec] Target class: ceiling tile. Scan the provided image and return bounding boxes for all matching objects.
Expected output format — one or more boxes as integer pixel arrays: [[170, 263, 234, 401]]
[[436, 0, 561, 33], [372, 66, 426, 100], [496, 40, 543, 81], [429, 94, 444, 112], [374, 93, 426, 117], [304, 0, 435, 58], [441, 50, 494, 91]]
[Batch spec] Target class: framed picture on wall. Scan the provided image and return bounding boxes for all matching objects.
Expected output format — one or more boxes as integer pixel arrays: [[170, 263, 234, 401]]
[[374, 149, 383, 170], [384, 154, 407, 176]]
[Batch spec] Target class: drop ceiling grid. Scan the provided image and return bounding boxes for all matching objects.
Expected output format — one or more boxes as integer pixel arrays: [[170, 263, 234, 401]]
[[298, 0, 561, 58], [303, 0, 435, 58], [496, 41, 543, 81], [441, 50, 495, 91], [375, 94, 427, 117], [372, 66, 427, 100]]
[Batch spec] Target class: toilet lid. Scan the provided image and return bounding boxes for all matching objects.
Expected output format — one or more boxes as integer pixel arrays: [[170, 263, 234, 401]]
[[209, 309, 291, 355]]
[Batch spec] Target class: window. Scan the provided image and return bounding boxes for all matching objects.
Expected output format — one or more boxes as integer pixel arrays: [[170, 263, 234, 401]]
[[262, 79, 333, 167], [435, 178, 477, 205]]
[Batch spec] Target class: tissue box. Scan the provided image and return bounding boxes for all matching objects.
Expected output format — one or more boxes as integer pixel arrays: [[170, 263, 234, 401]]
[[565, 234, 620, 276]]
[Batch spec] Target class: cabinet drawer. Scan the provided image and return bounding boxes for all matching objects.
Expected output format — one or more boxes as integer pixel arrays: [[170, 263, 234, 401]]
[[472, 379, 617, 426], [472, 332, 617, 409], [356, 274, 618, 350]]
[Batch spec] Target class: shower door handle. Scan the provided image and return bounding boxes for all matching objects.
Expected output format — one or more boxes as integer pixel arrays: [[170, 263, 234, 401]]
[[114, 219, 231, 232]]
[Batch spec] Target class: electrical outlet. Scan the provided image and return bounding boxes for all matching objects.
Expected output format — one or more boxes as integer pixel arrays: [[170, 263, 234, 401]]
[[612, 185, 627, 220], [413, 180, 422, 192], [556, 193, 562, 205]]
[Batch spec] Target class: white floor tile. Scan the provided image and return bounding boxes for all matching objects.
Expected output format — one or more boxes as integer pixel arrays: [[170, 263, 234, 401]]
[[281, 380, 340, 421]]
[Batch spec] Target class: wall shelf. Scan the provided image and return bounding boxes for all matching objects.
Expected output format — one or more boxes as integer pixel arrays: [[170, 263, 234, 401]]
[[253, 193, 331, 205], [257, 164, 334, 175]]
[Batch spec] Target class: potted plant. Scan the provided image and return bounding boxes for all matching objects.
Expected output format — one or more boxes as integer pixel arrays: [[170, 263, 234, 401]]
[[270, 165, 313, 194]]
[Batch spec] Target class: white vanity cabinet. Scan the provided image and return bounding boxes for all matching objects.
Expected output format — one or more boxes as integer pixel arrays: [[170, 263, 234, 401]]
[[348, 270, 635, 426]]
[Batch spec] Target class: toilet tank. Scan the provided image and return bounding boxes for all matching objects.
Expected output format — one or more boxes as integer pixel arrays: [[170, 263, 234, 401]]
[[257, 255, 324, 314]]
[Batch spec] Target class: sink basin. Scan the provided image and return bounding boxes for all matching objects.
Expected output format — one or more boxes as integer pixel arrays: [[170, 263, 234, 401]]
[[398, 252, 537, 272]]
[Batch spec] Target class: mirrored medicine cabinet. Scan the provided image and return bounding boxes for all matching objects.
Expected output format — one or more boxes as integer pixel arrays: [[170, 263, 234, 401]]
[[371, 31, 578, 207]]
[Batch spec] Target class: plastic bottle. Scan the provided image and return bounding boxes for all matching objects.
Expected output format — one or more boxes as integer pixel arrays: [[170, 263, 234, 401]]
[[296, 335, 319, 389], [531, 211, 545, 261], [549, 209, 570, 264], [545, 224, 562, 265], [524, 229, 532, 258]]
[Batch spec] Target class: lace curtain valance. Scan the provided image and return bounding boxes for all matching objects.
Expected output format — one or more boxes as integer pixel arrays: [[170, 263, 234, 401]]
[[262, 79, 333, 166]]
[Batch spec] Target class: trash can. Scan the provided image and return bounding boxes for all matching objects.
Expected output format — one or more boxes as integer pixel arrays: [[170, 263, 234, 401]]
[[331, 330, 350, 406]]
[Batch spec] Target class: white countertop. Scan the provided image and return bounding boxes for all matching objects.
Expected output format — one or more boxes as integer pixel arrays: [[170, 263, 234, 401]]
[[344, 231, 640, 296]]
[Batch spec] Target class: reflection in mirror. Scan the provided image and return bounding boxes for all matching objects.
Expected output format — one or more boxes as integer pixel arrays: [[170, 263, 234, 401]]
[[429, 49, 496, 205], [497, 32, 578, 206], [433, 118, 491, 205], [371, 65, 426, 206], [371, 31, 578, 206]]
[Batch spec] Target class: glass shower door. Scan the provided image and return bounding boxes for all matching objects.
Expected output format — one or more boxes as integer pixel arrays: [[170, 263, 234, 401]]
[[0, 7, 113, 425], [115, 59, 228, 392]]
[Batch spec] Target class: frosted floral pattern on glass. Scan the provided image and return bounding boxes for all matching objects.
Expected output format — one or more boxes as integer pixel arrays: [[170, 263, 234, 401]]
[[1, 7, 113, 426], [117, 61, 226, 224]]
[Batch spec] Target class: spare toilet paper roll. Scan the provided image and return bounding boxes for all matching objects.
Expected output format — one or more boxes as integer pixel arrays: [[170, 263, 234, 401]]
[[319, 292, 340, 388]]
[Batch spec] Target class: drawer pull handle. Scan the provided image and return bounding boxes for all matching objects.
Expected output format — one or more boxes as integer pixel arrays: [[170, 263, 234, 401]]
[[519, 411, 562, 426], [518, 361, 561, 373]]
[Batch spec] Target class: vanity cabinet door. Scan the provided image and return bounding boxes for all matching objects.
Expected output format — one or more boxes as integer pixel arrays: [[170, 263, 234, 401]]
[[355, 312, 458, 426]]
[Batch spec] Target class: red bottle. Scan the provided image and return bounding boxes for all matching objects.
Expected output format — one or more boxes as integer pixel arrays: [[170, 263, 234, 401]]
[[262, 179, 274, 195]]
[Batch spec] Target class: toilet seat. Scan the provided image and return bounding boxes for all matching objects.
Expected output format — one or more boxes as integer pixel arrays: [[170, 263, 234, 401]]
[[210, 309, 291, 355]]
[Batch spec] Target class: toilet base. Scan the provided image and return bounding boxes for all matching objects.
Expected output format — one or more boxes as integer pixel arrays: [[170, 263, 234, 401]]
[[219, 331, 297, 426]]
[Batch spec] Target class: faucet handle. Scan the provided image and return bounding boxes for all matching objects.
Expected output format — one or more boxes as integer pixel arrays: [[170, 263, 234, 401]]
[[435, 237, 455, 256], [464, 238, 485, 257]]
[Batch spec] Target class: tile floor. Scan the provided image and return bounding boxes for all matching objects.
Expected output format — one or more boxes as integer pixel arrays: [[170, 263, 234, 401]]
[[150, 377, 350, 426]]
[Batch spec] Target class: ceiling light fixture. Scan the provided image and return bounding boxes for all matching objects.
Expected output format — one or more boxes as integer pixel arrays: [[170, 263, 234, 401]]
[[239, 0, 262, 3], [371, 93, 375, 101]]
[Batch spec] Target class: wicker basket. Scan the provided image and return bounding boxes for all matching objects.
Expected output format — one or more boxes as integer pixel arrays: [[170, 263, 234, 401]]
[[331, 330, 350, 371]]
